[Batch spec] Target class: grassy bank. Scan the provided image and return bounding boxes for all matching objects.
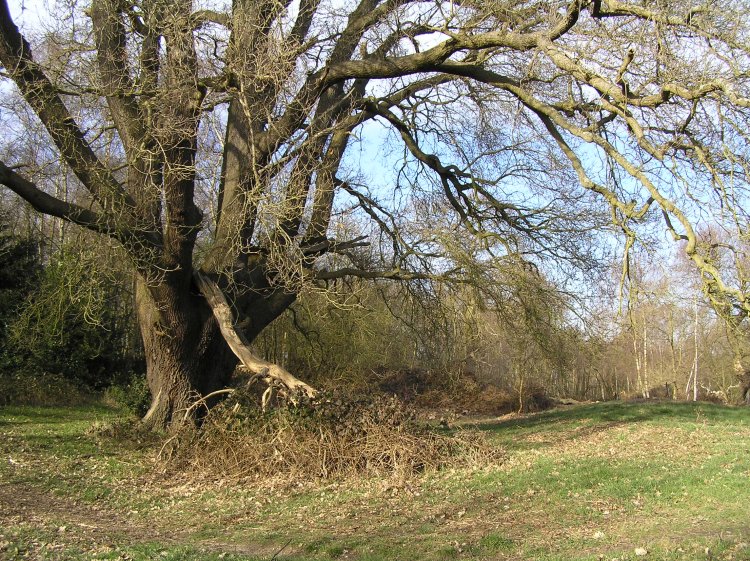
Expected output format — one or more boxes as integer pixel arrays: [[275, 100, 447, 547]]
[[1, 401, 748, 560]]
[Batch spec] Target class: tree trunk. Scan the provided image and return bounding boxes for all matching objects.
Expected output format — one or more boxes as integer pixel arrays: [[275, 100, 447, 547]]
[[724, 319, 750, 406], [736, 360, 750, 404], [135, 276, 237, 430], [134, 268, 315, 429]]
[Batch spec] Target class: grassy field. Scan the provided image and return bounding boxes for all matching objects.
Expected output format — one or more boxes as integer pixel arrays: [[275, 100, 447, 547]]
[[1, 400, 749, 560]]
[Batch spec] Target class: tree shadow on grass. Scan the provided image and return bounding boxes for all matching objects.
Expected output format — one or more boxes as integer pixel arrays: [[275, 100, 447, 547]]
[[470, 400, 749, 451]]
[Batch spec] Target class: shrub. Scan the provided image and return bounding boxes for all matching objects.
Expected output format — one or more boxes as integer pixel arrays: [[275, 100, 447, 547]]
[[0, 236, 142, 398], [377, 368, 554, 416], [104, 373, 150, 416], [517, 382, 554, 413], [0, 371, 89, 406]]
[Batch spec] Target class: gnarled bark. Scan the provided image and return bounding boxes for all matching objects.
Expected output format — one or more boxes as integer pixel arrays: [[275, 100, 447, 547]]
[[135, 269, 313, 430], [136, 276, 237, 430]]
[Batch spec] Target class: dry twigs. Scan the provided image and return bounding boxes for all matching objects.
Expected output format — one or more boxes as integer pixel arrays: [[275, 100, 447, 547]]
[[163, 392, 502, 485]]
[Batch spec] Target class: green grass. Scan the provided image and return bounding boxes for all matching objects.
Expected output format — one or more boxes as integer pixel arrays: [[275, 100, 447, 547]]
[[0, 404, 148, 498], [1, 399, 749, 560]]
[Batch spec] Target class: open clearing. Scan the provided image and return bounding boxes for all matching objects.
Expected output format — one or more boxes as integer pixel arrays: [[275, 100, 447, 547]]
[[1, 401, 749, 560]]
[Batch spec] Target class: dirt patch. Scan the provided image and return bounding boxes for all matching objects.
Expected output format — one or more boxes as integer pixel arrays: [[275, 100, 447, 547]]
[[0, 480, 172, 555], [0, 480, 289, 559]]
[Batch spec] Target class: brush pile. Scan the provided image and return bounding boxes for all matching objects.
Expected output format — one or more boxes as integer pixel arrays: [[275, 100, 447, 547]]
[[166, 390, 502, 483]]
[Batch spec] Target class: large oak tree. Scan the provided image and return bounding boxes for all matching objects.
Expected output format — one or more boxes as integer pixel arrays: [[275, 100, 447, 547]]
[[1, 0, 750, 427]]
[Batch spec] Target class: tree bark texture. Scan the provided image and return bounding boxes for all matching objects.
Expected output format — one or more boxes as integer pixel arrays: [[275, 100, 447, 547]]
[[135, 276, 237, 430]]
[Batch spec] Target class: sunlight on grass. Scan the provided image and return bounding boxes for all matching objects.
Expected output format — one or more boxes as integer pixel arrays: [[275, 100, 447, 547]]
[[1, 400, 749, 560]]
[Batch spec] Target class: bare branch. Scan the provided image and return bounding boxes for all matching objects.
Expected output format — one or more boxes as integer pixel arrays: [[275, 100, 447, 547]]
[[0, 0, 136, 216], [0, 161, 138, 242]]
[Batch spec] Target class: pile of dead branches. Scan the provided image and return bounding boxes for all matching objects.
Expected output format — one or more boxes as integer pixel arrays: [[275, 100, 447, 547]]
[[164, 391, 502, 484]]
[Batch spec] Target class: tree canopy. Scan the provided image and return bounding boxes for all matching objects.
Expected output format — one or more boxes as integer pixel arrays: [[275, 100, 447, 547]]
[[1, 0, 750, 425]]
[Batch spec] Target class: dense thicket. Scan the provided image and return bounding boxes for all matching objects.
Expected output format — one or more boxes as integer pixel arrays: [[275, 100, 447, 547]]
[[0, 214, 142, 403]]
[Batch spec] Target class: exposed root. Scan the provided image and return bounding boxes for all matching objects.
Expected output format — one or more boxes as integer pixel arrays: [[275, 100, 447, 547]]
[[181, 388, 238, 422]]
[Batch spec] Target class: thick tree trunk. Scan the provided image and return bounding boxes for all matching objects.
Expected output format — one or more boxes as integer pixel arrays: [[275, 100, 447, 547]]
[[729, 344, 750, 406], [135, 276, 237, 430], [134, 268, 313, 429], [740, 369, 750, 406]]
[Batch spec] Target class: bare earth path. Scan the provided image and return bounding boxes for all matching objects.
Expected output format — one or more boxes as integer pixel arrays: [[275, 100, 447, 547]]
[[0, 478, 295, 559], [0, 479, 178, 558]]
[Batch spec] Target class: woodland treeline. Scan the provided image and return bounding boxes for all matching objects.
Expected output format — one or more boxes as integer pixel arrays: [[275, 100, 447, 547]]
[[1, 202, 743, 410]]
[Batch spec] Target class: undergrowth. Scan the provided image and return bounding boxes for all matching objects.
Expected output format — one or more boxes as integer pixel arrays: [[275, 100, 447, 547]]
[[0, 371, 91, 406], [164, 391, 503, 483]]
